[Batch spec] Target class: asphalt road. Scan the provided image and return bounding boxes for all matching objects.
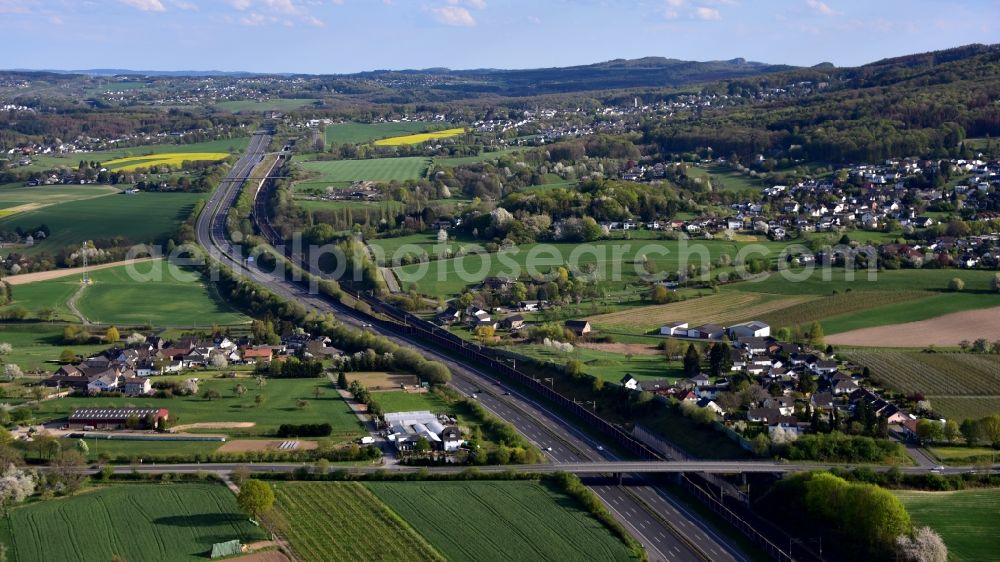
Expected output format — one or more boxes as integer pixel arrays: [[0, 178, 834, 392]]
[[96, 460, 995, 477], [195, 130, 738, 562]]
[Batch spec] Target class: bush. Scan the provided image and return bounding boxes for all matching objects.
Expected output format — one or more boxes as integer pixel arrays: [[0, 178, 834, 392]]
[[277, 423, 333, 438]]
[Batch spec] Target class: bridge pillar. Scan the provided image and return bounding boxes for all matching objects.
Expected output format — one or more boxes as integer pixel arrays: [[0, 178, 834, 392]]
[[614, 472, 623, 486]]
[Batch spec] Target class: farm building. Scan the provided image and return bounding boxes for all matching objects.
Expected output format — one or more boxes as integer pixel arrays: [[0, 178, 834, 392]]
[[727, 320, 771, 339], [384, 411, 463, 452], [659, 321, 688, 336], [68, 407, 169, 430]]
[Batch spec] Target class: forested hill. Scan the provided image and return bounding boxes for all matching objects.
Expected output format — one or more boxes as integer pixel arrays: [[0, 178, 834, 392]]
[[419, 57, 797, 95], [643, 43, 1000, 163]]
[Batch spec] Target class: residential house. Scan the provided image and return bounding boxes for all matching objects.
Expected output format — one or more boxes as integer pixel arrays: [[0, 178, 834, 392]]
[[121, 377, 152, 396], [695, 398, 725, 416], [242, 347, 274, 364], [436, 307, 462, 325], [620, 374, 640, 391], [564, 320, 592, 336], [500, 314, 525, 331], [87, 373, 120, 394]]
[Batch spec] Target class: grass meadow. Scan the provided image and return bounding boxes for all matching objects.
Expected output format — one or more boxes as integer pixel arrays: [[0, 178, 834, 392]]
[[895, 488, 1000, 562], [296, 157, 430, 186], [1, 261, 247, 327], [0, 483, 267, 562], [0, 192, 203, 255], [29, 377, 364, 438], [0, 183, 119, 218], [0, 324, 107, 371], [367, 481, 635, 562], [274, 481, 445, 562], [324, 121, 451, 145], [75, 262, 248, 327], [390, 238, 792, 298], [513, 343, 684, 383]]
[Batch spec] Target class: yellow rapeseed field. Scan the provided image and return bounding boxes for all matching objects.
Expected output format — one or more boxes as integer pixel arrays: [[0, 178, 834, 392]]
[[102, 152, 229, 172], [373, 127, 466, 146]]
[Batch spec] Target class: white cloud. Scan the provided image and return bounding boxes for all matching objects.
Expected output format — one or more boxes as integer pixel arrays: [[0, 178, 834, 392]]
[[263, 0, 298, 14], [693, 6, 720, 20], [431, 5, 476, 26], [664, 0, 683, 19], [239, 12, 267, 25], [118, 0, 166, 12], [230, 0, 252, 9], [806, 0, 837, 16], [465, 0, 487, 8]]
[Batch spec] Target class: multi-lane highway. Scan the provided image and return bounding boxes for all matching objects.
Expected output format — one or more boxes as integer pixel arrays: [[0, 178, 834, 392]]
[[195, 128, 744, 562]]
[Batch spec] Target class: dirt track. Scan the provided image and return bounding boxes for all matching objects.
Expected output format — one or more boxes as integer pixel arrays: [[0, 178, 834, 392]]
[[576, 342, 662, 355], [4, 257, 160, 285], [169, 422, 256, 432], [828, 306, 1000, 347]]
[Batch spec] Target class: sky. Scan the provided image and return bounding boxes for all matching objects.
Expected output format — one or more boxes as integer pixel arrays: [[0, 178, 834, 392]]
[[3, 0, 998, 74]]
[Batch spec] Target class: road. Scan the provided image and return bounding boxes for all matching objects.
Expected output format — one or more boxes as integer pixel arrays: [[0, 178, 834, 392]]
[[91, 460, 995, 477], [196, 129, 739, 562]]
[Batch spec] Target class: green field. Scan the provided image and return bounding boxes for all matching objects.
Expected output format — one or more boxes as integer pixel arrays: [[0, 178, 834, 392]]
[[367, 481, 635, 562], [846, 351, 1000, 420], [2, 261, 247, 327], [0, 192, 203, 255], [431, 148, 525, 168], [821, 292, 1000, 334], [368, 232, 484, 264], [274, 481, 445, 562], [0, 483, 267, 562], [1, 277, 78, 321], [29, 377, 364, 438], [372, 390, 450, 413], [58, 437, 223, 462], [685, 164, 763, 191], [514, 343, 684, 383], [75, 262, 248, 326], [213, 98, 319, 112], [293, 199, 405, 215], [296, 157, 430, 186], [0, 324, 106, 371], [20, 137, 249, 174], [324, 122, 451, 145], [392, 238, 792, 298], [895, 488, 1000, 562], [0, 183, 119, 212], [739, 268, 1000, 295]]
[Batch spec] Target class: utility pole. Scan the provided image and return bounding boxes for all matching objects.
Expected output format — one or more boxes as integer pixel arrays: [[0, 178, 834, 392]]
[[80, 242, 89, 285]]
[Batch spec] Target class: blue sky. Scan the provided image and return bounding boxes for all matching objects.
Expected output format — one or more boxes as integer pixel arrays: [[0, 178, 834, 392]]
[[3, 0, 998, 73]]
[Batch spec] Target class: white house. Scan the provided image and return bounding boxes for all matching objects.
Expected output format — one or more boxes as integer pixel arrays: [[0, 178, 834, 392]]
[[87, 373, 119, 394]]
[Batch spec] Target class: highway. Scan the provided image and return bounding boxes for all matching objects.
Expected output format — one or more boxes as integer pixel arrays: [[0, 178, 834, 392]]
[[195, 128, 742, 562]]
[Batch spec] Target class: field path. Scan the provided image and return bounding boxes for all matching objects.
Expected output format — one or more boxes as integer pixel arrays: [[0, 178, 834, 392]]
[[828, 305, 1000, 347], [4, 257, 160, 285], [66, 283, 91, 325]]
